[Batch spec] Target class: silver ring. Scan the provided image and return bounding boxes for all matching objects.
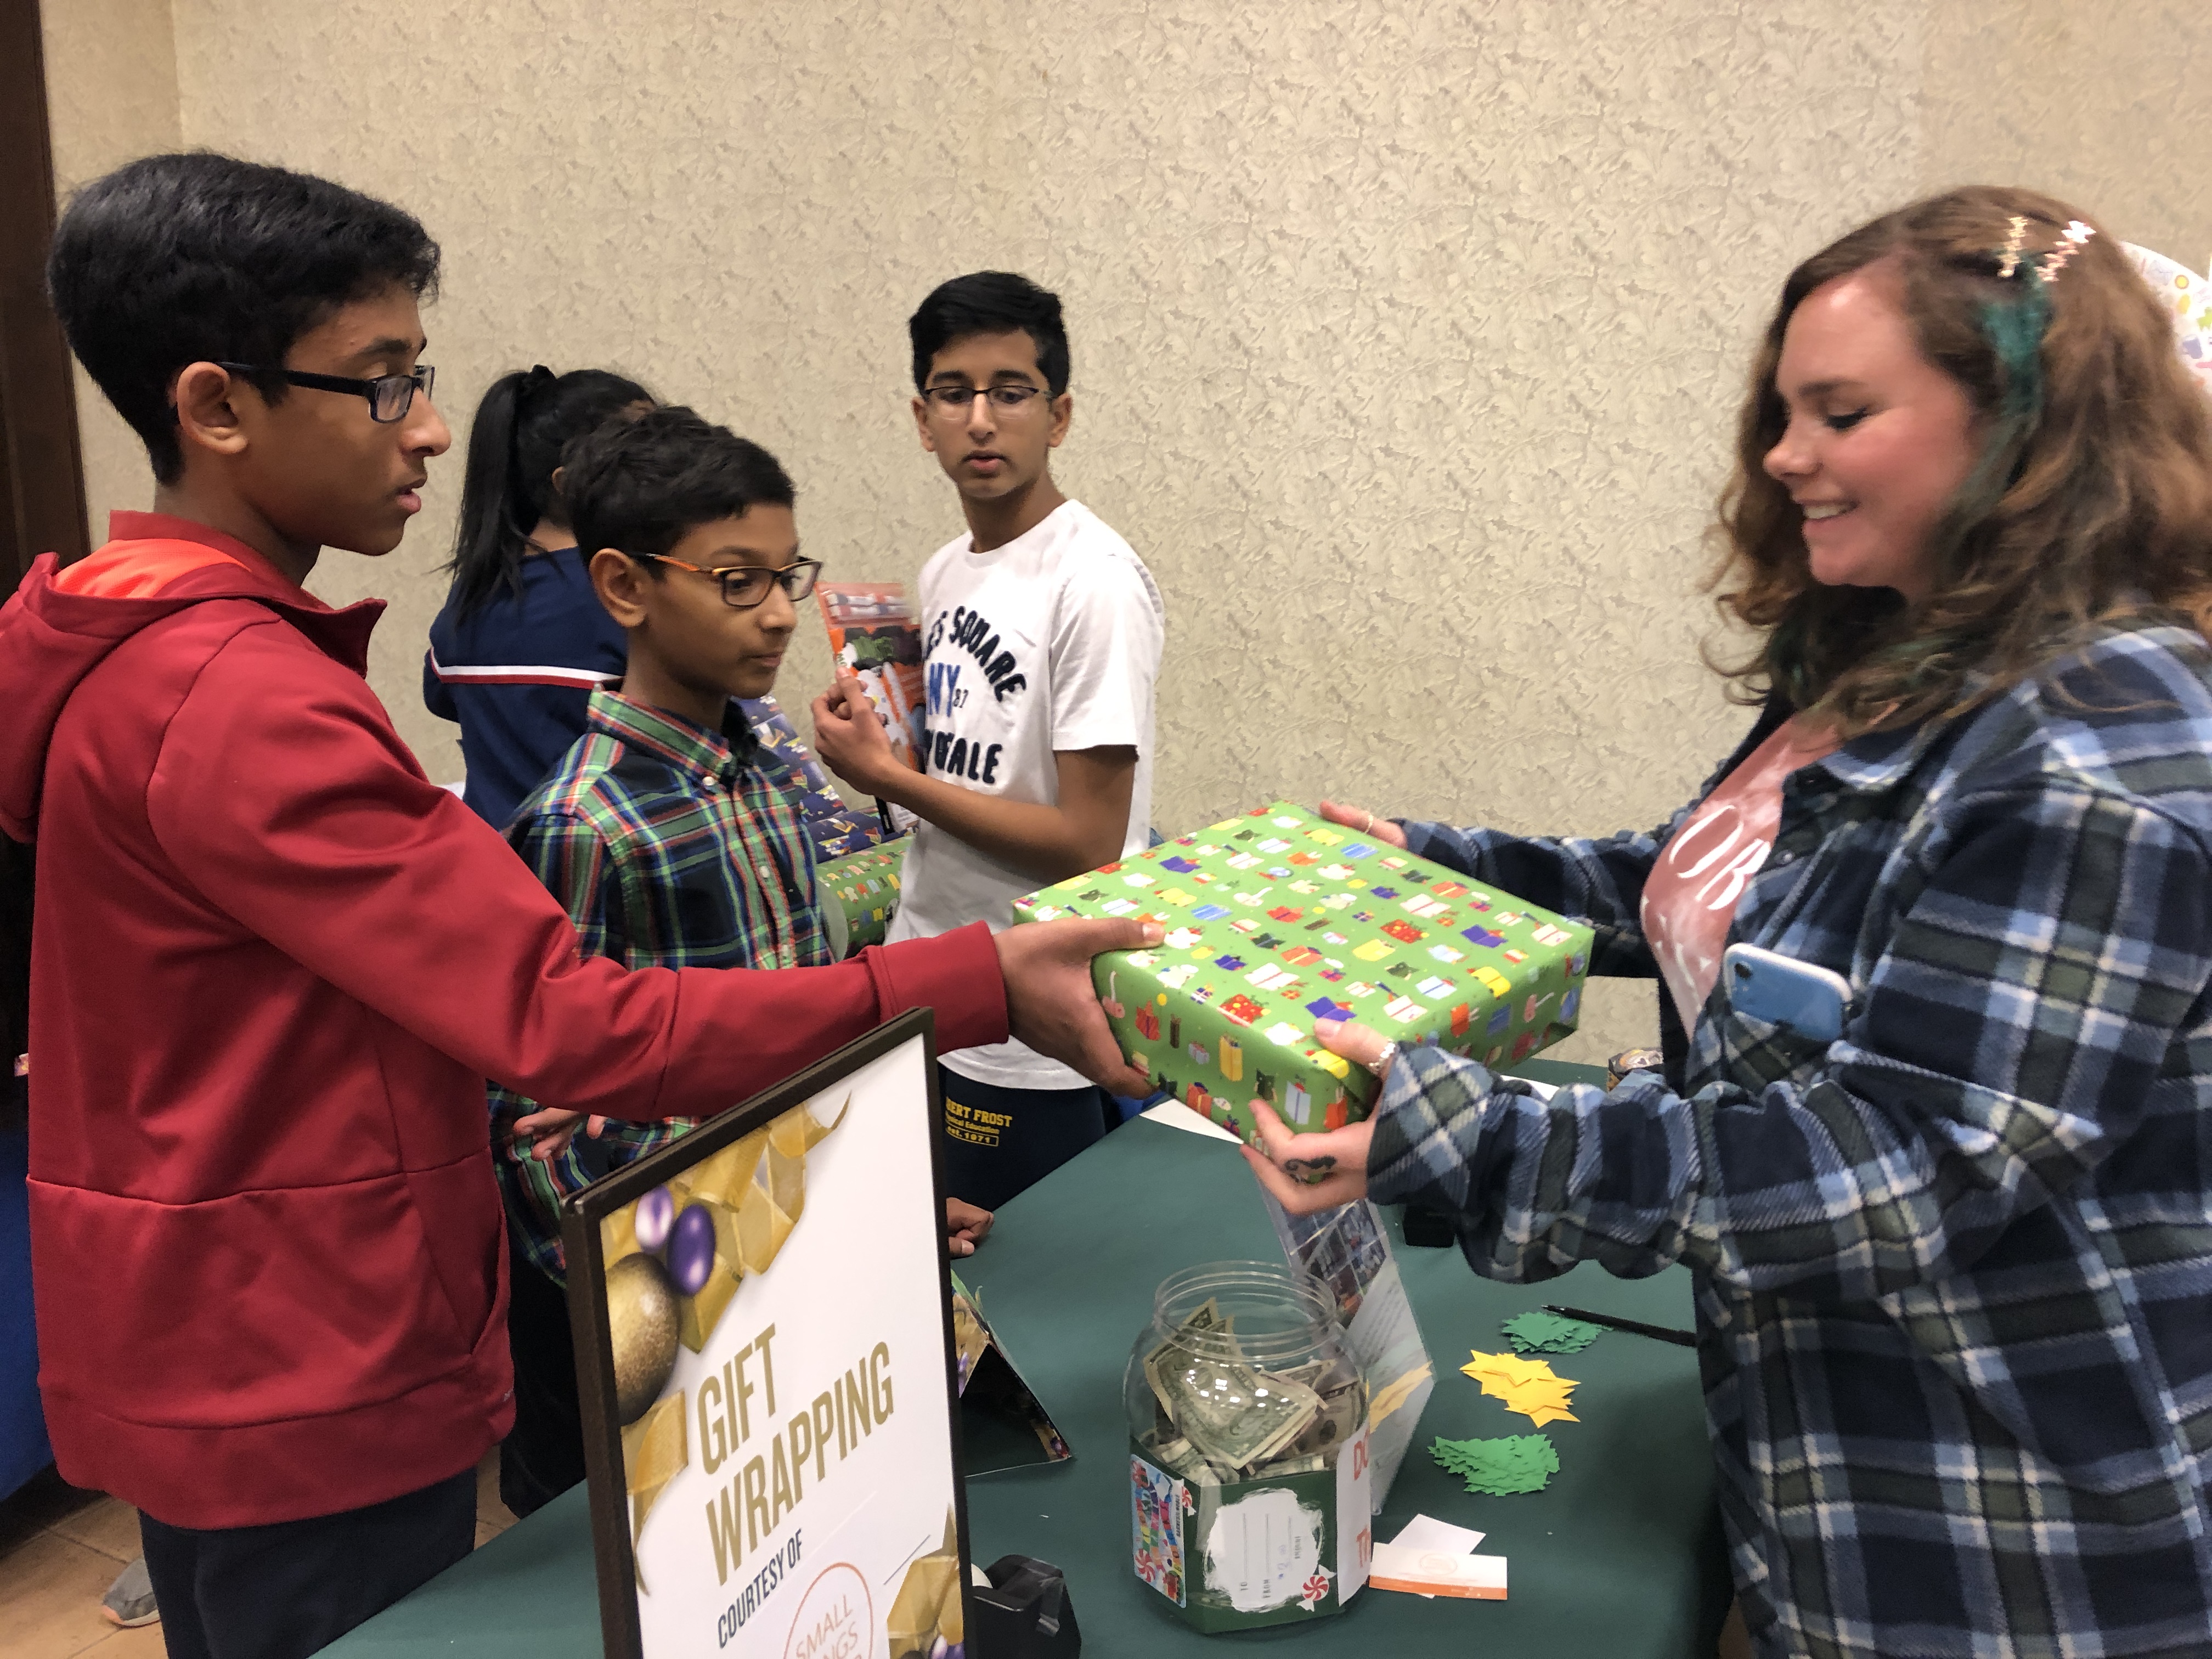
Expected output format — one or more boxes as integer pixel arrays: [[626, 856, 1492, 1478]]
[[1368, 1039, 1399, 1080], [1364, 810, 1376, 834]]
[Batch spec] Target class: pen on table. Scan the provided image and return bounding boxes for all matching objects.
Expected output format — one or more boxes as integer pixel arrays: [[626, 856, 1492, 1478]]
[[1542, 1304, 1698, 1348]]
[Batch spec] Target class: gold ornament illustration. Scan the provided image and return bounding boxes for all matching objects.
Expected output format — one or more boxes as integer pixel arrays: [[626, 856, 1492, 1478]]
[[888, 1508, 966, 1658], [599, 1093, 851, 1590]]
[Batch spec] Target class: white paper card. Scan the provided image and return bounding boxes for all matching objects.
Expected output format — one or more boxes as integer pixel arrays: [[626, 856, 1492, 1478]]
[[1142, 1102, 1243, 1143], [1203, 1487, 1324, 1613], [1387, 1515, 1485, 1555], [1369, 1542, 1509, 1600]]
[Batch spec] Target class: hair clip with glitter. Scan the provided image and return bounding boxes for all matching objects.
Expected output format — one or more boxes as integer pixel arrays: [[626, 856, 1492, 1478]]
[[2035, 219, 2097, 286]]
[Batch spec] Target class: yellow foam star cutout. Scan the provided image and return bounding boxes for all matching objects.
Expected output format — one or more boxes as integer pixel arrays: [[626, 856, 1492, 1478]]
[[1462, 1348, 1581, 1426]]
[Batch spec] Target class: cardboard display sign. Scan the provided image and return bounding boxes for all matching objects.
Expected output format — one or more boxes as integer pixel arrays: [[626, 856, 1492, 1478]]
[[1014, 801, 1594, 1148], [2124, 242, 2212, 393], [951, 1273, 1072, 1477], [1261, 1193, 1434, 1513], [563, 1014, 969, 1659]]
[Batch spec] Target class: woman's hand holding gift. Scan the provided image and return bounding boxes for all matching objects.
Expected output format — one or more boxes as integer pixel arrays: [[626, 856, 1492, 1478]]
[[1317, 798, 1409, 850], [1239, 1015, 1391, 1214]]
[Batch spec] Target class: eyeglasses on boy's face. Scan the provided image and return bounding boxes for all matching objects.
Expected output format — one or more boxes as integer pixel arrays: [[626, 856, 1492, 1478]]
[[215, 363, 435, 423], [631, 553, 824, 610], [921, 382, 1046, 415]]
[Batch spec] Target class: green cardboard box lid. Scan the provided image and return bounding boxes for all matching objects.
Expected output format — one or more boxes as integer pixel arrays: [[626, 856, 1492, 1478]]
[[1014, 802, 1593, 1143]]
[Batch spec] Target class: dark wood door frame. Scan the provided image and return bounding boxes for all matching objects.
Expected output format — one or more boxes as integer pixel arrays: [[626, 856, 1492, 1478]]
[[0, 0, 91, 599]]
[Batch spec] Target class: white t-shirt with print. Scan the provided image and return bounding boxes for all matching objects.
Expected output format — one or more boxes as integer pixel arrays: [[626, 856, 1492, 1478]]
[[888, 498, 1166, 1090]]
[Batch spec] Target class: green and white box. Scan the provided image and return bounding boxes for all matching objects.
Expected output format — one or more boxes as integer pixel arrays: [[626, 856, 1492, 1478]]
[[1013, 802, 1592, 1146], [1130, 1432, 1371, 1634], [816, 838, 907, 959]]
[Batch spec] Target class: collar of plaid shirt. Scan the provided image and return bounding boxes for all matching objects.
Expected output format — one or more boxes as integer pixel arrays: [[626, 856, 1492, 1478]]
[[585, 683, 763, 785]]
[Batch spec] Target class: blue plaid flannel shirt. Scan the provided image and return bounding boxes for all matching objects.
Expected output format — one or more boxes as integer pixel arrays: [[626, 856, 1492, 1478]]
[[1373, 621, 2212, 1657]]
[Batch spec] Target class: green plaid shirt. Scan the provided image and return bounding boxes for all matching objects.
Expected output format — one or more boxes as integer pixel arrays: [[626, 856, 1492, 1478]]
[[492, 688, 832, 1281]]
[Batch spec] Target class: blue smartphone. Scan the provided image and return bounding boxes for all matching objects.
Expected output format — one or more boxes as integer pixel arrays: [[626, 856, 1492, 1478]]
[[1720, 943, 1853, 1042]]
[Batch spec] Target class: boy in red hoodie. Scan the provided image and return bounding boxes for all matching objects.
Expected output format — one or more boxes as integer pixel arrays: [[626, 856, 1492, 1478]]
[[0, 153, 1150, 1659]]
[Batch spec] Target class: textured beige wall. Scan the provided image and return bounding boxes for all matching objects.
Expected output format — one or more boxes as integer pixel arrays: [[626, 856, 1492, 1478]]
[[41, 2, 2212, 1063], [1925, 1, 2210, 270], [41, 0, 180, 543]]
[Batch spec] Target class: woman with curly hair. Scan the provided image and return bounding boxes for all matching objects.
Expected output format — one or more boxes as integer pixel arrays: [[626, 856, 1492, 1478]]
[[1253, 187, 2212, 1656]]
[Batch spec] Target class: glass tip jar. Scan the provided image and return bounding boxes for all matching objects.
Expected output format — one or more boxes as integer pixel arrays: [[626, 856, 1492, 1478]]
[[1125, 1261, 1370, 1632]]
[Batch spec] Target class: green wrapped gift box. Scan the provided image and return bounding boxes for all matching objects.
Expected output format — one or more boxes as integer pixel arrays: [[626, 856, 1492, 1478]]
[[817, 837, 907, 959], [1013, 802, 1593, 1145]]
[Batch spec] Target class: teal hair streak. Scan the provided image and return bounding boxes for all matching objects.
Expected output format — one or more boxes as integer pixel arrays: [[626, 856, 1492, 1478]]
[[1976, 278, 2052, 460], [1954, 279, 2051, 514], [1767, 606, 1824, 709]]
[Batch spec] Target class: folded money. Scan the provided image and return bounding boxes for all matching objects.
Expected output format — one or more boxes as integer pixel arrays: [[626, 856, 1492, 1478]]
[[1142, 1300, 1336, 1475]]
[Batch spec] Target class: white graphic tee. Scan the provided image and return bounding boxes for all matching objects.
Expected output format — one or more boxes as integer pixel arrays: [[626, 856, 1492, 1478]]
[[889, 499, 1166, 1090]]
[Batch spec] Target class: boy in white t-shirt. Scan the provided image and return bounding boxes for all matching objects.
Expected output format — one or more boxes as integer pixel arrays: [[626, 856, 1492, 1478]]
[[812, 272, 1165, 1207]]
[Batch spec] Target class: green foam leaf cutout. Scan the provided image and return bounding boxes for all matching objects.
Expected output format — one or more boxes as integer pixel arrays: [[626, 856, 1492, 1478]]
[[1501, 1310, 1602, 1354]]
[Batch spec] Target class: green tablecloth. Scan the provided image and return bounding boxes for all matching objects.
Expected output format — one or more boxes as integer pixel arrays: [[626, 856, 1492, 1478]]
[[328, 1064, 1729, 1655]]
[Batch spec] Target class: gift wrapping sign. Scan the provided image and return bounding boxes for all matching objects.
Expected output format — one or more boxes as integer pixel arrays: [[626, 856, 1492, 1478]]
[[565, 1014, 970, 1659]]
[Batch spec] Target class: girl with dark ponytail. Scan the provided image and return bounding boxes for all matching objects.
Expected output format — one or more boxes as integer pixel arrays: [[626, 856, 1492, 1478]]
[[424, 365, 653, 826]]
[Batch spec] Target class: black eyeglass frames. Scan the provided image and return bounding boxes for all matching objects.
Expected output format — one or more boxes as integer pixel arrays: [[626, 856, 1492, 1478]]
[[631, 554, 825, 610], [214, 363, 435, 424], [920, 382, 1046, 413]]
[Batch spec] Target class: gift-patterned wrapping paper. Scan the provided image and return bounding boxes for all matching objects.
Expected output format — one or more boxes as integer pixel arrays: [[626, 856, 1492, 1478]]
[[1014, 803, 1593, 1146]]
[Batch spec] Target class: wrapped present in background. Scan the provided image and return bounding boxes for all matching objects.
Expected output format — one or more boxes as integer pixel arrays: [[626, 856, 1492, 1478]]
[[737, 693, 832, 801], [738, 693, 886, 861], [2124, 242, 2212, 393], [804, 813, 883, 863], [817, 838, 908, 958], [1013, 802, 1593, 1148]]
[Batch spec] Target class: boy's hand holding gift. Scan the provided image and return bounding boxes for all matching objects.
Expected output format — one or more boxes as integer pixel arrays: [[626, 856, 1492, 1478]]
[[996, 917, 1163, 1097], [810, 671, 1164, 1093], [811, 669, 1137, 883], [811, 673, 903, 795]]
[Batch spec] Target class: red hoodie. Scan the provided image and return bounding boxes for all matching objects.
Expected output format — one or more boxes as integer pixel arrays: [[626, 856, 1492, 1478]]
[[0, 514, 1008, 1528]]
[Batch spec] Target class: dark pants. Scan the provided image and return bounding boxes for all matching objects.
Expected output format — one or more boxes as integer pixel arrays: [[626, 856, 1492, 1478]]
[[138, 1469, 473, 1659], [499, 1234, 590, 1517], [938, 1064, 1113, 1210]]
